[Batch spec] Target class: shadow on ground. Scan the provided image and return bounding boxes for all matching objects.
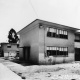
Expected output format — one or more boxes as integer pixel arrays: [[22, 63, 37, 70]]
[[11, 59, 32, 66]]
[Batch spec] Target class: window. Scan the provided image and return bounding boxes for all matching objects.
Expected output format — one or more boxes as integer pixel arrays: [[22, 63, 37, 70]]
[[50, 28, 54, 37], [56, 30, 59, 37], [63, 31, 66, 39], [75, 34, 80, 42], [47, 27, 68, 39], [47, 28, 57, 37], [47, 28, 52, 37], [52, 47, 56, 55], [59, 47, 62, 55], [46, 46, 68, 57], [64, 31, 68, 39], [60, 30, 63, 38], [7, 44, 11, 48], [61, 47, 64, 55], [56, 47, 59, 55], [17, 44, 19, 48], [47, 47, 50, 56], [52, 29, 56, 37], [64, 48, 68, 55]]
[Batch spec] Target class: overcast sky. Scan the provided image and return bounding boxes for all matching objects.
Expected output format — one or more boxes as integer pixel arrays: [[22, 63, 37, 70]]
[[0, 0, 80, 42]]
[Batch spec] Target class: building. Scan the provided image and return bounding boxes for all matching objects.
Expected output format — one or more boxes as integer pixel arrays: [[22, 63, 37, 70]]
[[0, 43, 19, 59], [18, 19, 80, 65], [75, 32, 80, 61]]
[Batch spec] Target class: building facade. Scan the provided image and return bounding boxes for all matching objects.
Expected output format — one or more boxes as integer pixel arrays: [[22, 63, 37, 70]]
[[75, 32, 80, 61], [18, 19, 80, 65], [0, 43, 19, 59]]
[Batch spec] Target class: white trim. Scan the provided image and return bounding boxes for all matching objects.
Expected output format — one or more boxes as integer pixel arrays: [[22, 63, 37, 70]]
[[47, 47, 49, 50], [47, 27, 49, 31]]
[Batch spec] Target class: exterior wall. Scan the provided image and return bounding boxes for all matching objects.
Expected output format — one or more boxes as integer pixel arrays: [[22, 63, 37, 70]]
[[2, 44, 18, 51], [1, 43, 19, 58], [19, 24, 39, 64], [39, 25, 75, 64], [2, 44, 18, 52], [18, 19, 78, 65]]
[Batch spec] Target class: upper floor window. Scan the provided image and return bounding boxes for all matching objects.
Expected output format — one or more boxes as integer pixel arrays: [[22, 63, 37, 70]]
[[47, 27, 68, 39], [75, 34, 80, 42]]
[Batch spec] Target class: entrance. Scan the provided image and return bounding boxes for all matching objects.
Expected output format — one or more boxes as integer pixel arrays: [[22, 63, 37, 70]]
[[23, 47, 30, 62], [75, 48, 80, 61]]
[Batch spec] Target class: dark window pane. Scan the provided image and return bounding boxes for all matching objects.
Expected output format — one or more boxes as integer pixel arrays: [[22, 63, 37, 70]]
[[66, 35, 68, 39], [64, 35, 66, 39], [57, 50, 59, 55], [52, 50, 56, 56], [47, 50, 52, 56], [47, 32, 51, 37], [47, 50, 50, 56], [66, 51, 68, 55], [60, 51, 62, 55], [56, 34, 59, 38], [60, 34, 62, 38], [52, 33, 56, 37], [7, 44, 11, 48]]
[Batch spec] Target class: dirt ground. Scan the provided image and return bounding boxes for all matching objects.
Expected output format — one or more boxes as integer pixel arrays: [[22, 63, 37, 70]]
[[0, 57, 80, 80]]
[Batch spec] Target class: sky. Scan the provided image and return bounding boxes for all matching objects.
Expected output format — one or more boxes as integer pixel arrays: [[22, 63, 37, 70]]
[[0, 0, 80, 42]]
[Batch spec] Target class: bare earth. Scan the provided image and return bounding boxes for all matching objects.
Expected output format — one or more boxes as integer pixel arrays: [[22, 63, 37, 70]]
[[0, 58, 80, 80]]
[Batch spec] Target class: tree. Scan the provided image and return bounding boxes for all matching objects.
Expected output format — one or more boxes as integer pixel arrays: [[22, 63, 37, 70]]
[[8, 28, 19, 43]]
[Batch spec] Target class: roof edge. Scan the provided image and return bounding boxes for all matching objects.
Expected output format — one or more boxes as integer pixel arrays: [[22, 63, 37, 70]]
[[17, 19, 40, 34], [38, 19, 80, 31], [17, 19, 80, 34]]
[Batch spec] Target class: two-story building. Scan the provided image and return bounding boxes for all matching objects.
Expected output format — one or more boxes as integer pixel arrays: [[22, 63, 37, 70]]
[[18, 19, 80, 65], [0, 43, 19, 59]]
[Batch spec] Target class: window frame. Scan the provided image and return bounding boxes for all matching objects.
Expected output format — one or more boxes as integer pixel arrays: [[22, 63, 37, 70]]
[[7, 44, 11, 48], [46, 46, 68, 57]]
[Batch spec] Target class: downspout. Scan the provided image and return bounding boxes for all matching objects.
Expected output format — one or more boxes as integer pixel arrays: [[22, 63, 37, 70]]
[[39, 23, 46, 64], [39, 23, 46, 58]]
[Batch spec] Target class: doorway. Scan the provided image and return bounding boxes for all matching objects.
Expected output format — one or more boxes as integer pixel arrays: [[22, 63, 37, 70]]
[[75, 48, 80, 61], [23, 47, 30, 62]]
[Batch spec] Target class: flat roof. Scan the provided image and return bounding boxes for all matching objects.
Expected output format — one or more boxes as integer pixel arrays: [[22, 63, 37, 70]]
[[0, 43, 18, 45], [18, 19, 80, 34]]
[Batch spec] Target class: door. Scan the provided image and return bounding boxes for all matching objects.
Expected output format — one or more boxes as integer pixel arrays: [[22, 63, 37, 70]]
[[75, 48, 80, 61], [23, 47, 30, 61]]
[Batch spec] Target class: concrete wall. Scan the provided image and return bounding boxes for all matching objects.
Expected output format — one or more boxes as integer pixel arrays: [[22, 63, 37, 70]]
[[19, 24, 39, 64], [39, 25, 75, 64], [18, 19, 76, 65], [2, 44, 18, 52], [1, 43, 19, 57]]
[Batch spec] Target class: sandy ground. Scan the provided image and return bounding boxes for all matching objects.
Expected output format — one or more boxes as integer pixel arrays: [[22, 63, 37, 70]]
[[0, 58, 80, 80]]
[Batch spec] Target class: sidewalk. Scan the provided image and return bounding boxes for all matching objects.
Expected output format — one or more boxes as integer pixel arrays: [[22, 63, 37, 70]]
[[0, 63, 22, 80]]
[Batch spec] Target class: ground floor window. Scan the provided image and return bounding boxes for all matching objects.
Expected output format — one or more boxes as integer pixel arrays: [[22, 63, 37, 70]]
[[46, 46, 68, 57]]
